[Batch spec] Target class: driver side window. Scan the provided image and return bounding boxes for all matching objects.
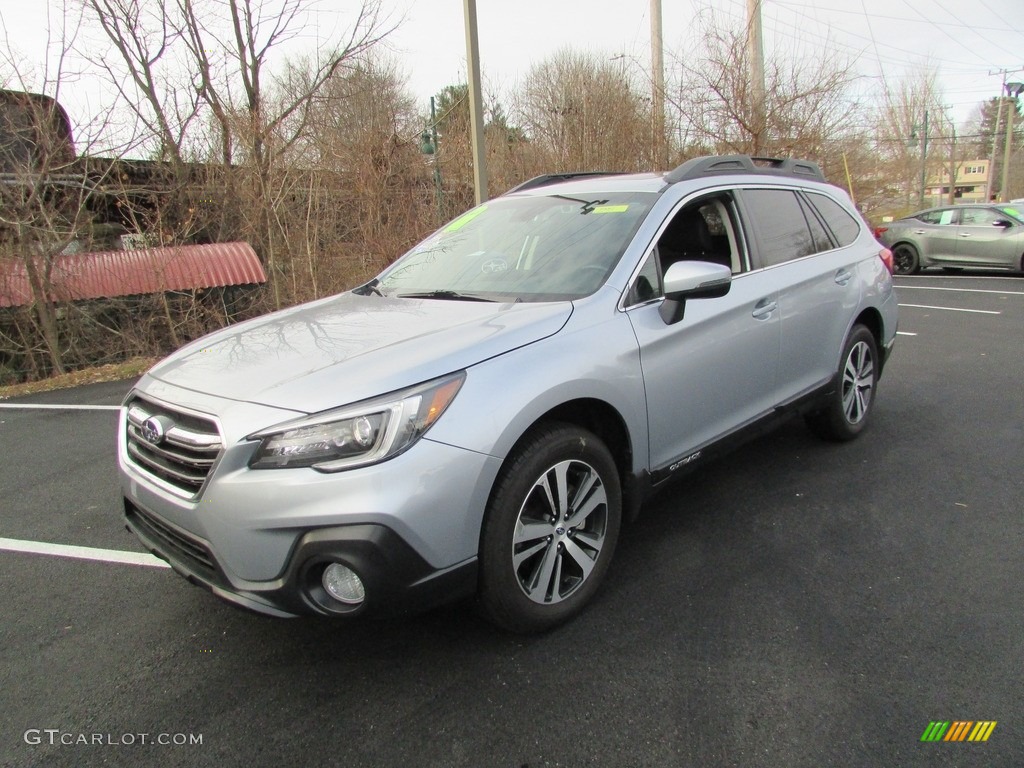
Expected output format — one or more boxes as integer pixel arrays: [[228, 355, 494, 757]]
[[960, 208, 999, 226], [626, 194, 744, 307], [655, 196, 743, 276]]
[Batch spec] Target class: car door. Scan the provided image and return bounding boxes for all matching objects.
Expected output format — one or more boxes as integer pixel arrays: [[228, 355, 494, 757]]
[[624, 195, 781, 477], [909, 208, 961, 263], [735, 187, 863, 400], [954, 207, 1024, 269]]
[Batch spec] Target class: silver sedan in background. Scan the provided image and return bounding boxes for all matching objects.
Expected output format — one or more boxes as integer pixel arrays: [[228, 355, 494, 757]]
[[877, 203, 1024, 275]]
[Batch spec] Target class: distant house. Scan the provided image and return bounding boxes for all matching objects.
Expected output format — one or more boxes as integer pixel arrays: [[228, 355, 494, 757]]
[[924, 159, 991, 206]]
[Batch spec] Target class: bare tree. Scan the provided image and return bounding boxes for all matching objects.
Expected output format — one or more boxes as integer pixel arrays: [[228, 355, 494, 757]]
[[79, 0, 202, 164], [80, 0, 395, 307], [870, 65, 945, 212], [667, 12, 859, 160], [0, 5, 120, 377], [516, 49, 653, 172], [178, 0, 392, 168], [288, 56, 424, 276]]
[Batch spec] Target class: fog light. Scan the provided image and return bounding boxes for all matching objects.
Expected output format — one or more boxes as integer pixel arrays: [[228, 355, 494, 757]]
[[322, 563, 366, 605]]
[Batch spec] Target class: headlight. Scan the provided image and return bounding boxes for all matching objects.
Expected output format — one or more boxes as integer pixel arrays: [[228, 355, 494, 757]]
[[248, 372, 465, 471]]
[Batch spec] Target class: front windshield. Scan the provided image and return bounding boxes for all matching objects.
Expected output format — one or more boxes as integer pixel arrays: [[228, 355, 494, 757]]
[[375, 192, 656, 302]]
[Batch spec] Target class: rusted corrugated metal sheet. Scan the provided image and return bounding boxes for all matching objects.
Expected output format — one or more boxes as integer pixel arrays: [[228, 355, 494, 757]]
[[0, 242, 265, 308]]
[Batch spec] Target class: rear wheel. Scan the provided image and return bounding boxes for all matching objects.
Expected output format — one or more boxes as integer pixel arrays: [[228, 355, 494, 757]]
[[892, 243, 919, 275], [478, 423, 621, 633], [806, 324, 879, 442]]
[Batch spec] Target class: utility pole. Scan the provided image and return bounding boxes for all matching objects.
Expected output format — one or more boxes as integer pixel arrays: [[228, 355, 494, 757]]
[[947, 120, 957, 205], [918, 110, 929, 209], [418, 96, 444, 217], [1001, 81, 1024, 202], [986, 69, 1011, 201], [463, 0, 489, 205], [747, 0, 766, 154], [651, 0, 667, 169], [987, 97, 1004, 202]]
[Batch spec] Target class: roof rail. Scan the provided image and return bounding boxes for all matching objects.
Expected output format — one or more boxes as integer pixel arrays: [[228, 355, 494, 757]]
[[505, 171, 624, 194], [664, 155, 825, 184]]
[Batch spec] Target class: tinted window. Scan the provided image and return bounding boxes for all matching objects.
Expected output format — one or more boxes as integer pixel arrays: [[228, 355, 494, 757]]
[[798, 195, 834, 252], [655, 195, 743, 274], [626, 251, 661, 306], [806, 192, 861, 246], [959, 208, 1000, 226], [916, 209, 957, 225], [742, 189, 815, 267]]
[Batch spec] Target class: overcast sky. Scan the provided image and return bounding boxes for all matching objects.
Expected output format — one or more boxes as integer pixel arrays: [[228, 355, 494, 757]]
[[2, 0, 1023, 143]]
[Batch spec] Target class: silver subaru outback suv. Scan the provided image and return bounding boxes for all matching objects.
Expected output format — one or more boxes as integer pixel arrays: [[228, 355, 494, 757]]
[[118, 155, 898, 632]]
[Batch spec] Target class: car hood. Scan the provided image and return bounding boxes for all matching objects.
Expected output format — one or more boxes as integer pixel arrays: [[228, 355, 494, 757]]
[[146, 293, 573, 414]]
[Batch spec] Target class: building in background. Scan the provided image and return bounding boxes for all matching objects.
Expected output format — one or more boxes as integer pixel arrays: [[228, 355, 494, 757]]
[[925, 159, 990, 206]]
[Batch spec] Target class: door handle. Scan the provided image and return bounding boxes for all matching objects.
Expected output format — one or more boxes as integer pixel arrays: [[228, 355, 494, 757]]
[[752, 299, 777, 319], [835, 269, 852, 286], [913, 229, 927, 234], [958, 233, 972, 238]]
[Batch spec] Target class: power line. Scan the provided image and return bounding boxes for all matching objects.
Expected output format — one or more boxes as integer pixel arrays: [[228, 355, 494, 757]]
[[771, 0, 1018, 34], [917, 0, 1019, 64]]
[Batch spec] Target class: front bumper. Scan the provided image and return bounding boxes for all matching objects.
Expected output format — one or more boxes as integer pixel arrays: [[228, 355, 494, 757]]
[[125, 499, 477, 617], [117, 382, 501, 618]]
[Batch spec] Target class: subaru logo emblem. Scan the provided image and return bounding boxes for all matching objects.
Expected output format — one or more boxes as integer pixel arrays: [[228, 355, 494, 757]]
[[141, 416, 168, 445]]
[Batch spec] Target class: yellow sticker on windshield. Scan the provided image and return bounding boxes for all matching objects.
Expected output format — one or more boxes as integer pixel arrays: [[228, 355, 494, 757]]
[[445, 206, 488, 231], [592, 205, 629, 213]]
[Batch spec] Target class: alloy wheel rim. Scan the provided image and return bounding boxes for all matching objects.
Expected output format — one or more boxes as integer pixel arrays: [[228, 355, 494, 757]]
[[842, 340, 874, 424], [511, 459, 608, 605], [893, 247, 914, 273]]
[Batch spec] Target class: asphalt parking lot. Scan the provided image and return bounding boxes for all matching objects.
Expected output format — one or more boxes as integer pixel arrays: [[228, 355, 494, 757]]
[[1, 274, 1022, 767]]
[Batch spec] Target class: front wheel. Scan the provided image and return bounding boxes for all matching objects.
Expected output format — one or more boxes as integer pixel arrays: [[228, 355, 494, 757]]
[[805, 324, 879, 442], [478, 423, 622, 633]]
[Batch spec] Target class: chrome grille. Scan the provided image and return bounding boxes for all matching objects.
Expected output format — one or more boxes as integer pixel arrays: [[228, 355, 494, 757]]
[[124, 396, 223, 496]]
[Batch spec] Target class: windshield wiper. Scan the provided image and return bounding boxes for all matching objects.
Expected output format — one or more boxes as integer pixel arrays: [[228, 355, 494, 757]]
[[551, 194, 610, 214], [353, 278, 384, 296], [397, 290, 495, 302]]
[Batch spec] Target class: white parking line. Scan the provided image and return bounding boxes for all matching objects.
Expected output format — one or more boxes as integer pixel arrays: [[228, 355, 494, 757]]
[[896, 331, 917, 336], [897, 303, 1001, 315], [896, 286, 1024, 296], [0, 403, 120, 410], [894, 274, 1020, 280], [0, 537, 169, 568]]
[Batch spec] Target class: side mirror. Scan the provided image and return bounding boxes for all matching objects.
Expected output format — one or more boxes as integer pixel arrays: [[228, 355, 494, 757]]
[[659, 261, 732, 324], [993, 219, 1013, 228]]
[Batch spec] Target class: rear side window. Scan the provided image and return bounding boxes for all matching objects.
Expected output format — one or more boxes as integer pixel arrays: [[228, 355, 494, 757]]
[[805, 192, 861, 246], [741, 189, 817, 267], [797, 195, 833, 253], [916, 209, 957, 225]]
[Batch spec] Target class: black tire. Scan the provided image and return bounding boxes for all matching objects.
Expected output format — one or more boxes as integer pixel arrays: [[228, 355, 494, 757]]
[[478, 422, 622, 633], [892, 243, 919, 275], [805, 324, 879, 442]]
